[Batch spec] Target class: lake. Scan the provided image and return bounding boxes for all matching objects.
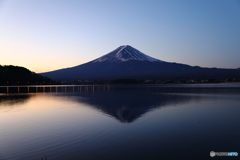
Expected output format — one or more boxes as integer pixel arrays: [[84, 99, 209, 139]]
[[0, 84, 240, 160]]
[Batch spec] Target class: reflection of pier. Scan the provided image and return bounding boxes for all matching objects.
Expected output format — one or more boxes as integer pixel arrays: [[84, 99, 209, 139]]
[[0, 85, 111, 93]]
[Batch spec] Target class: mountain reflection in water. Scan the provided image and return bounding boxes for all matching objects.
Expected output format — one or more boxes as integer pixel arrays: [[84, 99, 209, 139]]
[[0, 94, 32, 107], [1, 90, 205, 124], [60, 90, 199, 123], [0, 84, 240, 160], [1, 85, 239, 123]]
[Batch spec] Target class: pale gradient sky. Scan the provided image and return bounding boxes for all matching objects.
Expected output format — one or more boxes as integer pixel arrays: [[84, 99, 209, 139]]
[[0, 0, 240, 73]]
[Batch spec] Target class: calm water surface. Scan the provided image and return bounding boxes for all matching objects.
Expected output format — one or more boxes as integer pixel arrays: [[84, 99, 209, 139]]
[[0, 84, 240, 160]]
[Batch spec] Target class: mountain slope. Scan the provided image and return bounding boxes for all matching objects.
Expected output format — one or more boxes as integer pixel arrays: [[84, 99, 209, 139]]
[[40, 45, 240, 80], [92, 45, 161, 62], [0, 65, 54, 85]]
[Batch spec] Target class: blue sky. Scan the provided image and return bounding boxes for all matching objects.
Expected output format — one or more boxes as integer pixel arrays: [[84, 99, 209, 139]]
[[0, 0, 240, 72]]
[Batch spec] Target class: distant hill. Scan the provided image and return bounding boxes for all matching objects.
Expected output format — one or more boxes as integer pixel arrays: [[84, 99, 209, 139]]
[[0, 65, 55, 85], [40, 45, 240, 81]]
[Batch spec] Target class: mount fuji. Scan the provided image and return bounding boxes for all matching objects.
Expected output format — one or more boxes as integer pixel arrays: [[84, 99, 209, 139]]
[[40, 45, 240, 80], [92, 45, 161, 63]]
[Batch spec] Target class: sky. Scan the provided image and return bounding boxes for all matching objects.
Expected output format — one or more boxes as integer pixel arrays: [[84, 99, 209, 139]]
[[0, 0, 240, 73]]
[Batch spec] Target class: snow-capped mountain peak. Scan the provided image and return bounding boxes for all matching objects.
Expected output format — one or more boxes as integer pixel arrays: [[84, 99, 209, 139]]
[[92, 45, 161, 63]]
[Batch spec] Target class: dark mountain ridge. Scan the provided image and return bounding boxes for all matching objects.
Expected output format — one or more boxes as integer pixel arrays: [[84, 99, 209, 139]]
[[40, 45, 240, 81], [0, 65, 55, 85]]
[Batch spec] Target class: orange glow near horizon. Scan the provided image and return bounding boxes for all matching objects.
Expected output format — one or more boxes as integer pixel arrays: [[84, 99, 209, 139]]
[[0, 93, 101, 124]]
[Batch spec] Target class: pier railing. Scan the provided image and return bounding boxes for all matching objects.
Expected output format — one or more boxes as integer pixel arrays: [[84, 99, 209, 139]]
[[0, 85, 111, 93]]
